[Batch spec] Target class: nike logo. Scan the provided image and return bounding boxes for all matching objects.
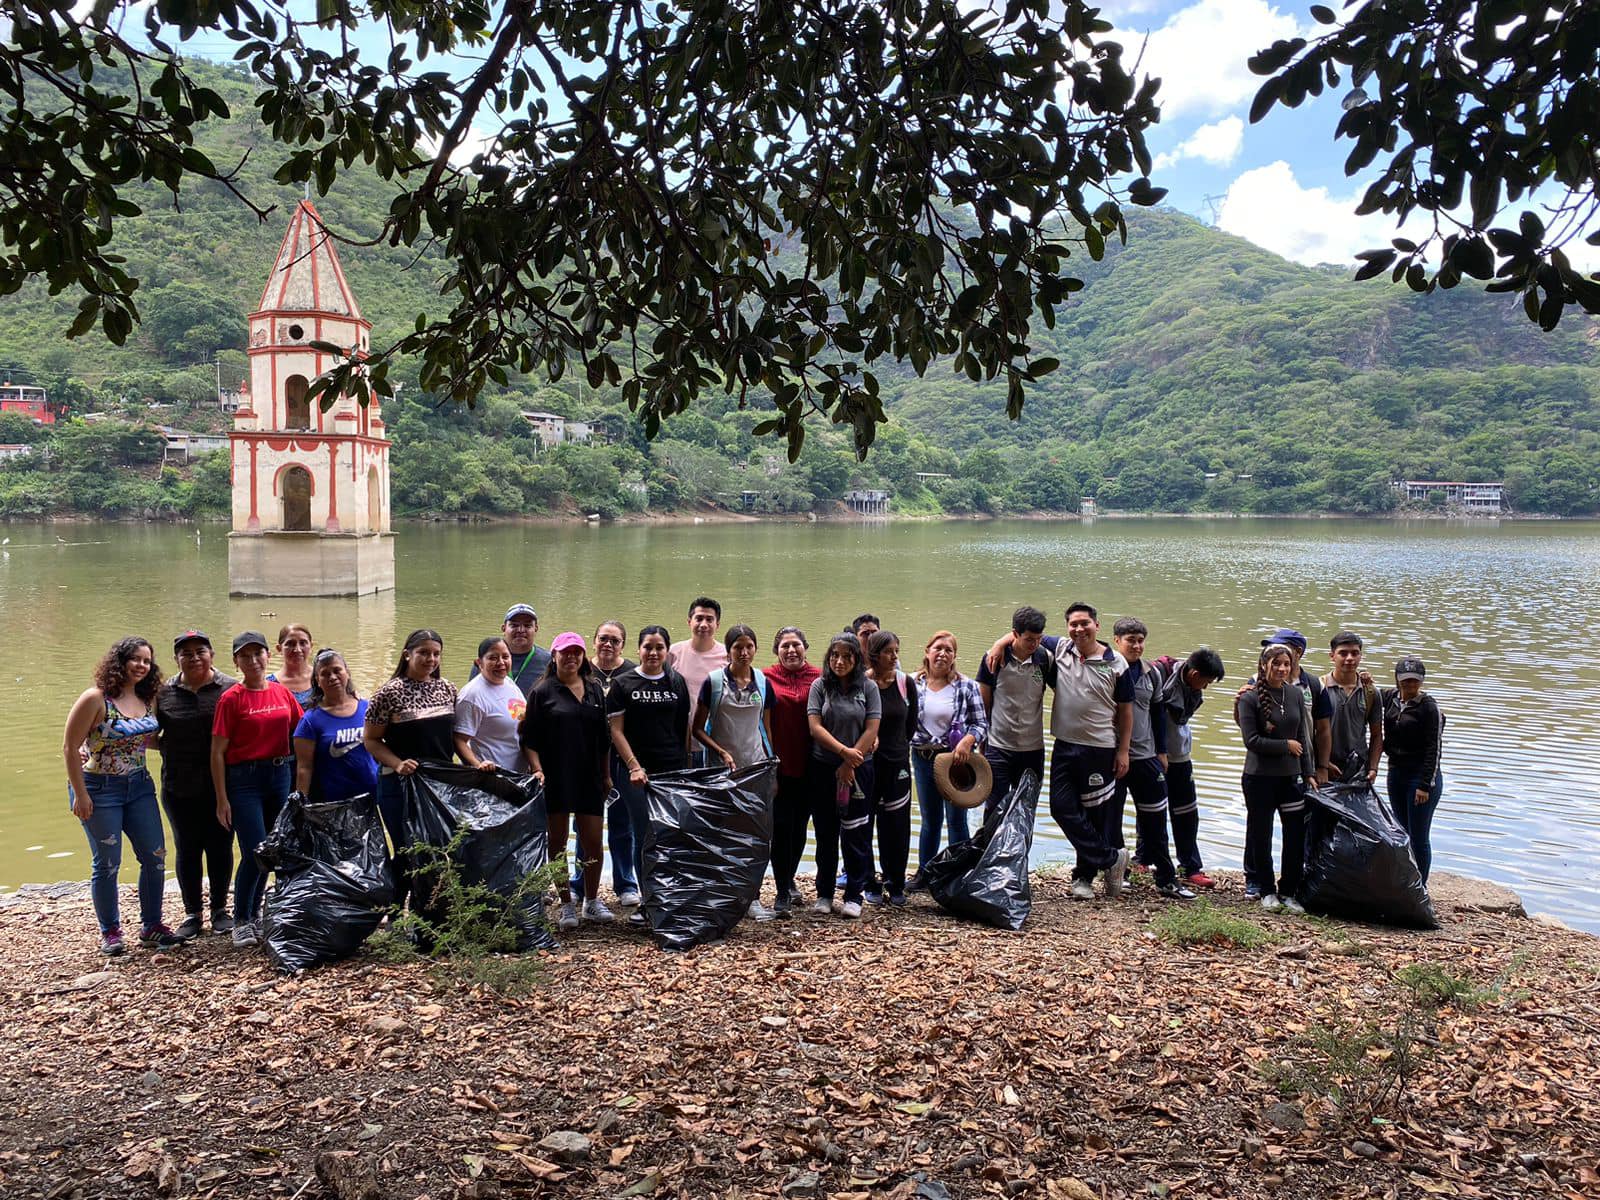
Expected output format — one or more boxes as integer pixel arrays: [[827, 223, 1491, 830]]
[[329, 742, 358, 758]]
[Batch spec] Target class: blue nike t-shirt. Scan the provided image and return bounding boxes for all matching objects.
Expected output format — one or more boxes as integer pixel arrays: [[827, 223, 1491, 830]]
[[294, 700, 380, 804]]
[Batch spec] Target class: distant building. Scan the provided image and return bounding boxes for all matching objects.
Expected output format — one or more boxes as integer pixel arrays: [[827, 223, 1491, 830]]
[[1080, 497, 1097, 516], [0, 381, 56, 425], [844, 488, 889, 515], [0, 443, 32, 461], [156, 425, 230, 463], [1393, 479, 1504, 513], [522, 410, 599, 449]]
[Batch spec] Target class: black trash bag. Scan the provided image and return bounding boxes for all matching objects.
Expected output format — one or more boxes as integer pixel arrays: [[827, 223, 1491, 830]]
[[921, 770, 1040, 930], [257, 793, 396, 973], [401, 763, 557, 951], [1301, 780, 1438, 929], [639, 762, 777, 952]]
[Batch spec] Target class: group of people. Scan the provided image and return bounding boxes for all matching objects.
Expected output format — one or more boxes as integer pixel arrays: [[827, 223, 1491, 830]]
[[62, 598, 1446, 954]]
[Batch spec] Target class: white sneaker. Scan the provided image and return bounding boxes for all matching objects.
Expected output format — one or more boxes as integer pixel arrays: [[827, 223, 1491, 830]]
[[1281, 896, 1306, 915], [840, 900, 863, 920], [747, 899, 776, 922], [583, 897, 616, 923], [615, 889, 642, 907], [230, 921, 258, 948], [557, 902, 579, 930], [1070, 879, 1095, 901], [1104, 848, 1131, 897], [1260, 894, 1283, 912], [809, 898, 832, 915]]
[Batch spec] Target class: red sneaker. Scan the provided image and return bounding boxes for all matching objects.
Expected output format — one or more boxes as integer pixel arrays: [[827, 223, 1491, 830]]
[[1185, 871, 1217, 889]]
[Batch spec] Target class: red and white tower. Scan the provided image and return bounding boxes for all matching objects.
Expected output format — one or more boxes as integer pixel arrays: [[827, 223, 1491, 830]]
[[227, 200, 395, 595]]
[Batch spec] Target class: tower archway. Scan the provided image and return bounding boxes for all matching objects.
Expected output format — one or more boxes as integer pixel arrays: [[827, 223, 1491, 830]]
[[284, 374, 310, 429], [281, 465, 313, 531]]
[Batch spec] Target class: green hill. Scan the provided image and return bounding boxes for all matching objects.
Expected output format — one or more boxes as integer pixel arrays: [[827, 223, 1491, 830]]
[[1, 60, 1597, 517]]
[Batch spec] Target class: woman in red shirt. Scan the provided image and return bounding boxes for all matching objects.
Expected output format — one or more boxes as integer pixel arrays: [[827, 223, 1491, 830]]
[[210, 630, 302, 948], [763, 626, 822, 917]]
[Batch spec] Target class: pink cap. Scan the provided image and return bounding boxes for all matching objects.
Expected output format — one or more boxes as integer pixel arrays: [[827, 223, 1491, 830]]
[[550, 631, 587, 654]]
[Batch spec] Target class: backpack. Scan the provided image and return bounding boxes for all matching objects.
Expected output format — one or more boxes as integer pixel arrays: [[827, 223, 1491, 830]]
[[705, 668, 773, 756]]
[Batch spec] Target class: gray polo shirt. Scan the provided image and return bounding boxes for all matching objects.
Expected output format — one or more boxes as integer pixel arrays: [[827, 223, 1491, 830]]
[[1125, 659, 1159, 761], [976, 646, 1054, 753], [1046, 636, 1131, 749]]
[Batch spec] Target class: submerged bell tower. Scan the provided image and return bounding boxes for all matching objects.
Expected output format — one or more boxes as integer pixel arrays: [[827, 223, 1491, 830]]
[[227, 200, 395, 596]]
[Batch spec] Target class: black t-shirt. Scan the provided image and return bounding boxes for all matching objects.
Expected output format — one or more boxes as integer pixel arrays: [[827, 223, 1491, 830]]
[[605, 666, 691, 774], [873, 674, 918, 765], [520, 676, 610, 813]]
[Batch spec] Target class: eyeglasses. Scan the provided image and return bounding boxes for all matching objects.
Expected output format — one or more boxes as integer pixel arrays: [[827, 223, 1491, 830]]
[[595, 635, 623, 645]]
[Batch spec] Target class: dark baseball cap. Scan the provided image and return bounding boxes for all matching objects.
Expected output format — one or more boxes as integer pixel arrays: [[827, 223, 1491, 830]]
[[1330, 630, 1363, 650], [1260, 628, 1308, 652], [173, 629, 211, 652], [232, 630, 270, 655], [1394, 657, 1427, 682], [503, 603, 538, 623]]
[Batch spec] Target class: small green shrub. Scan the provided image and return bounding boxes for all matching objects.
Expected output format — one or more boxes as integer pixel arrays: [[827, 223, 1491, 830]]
[[1151, 900, 1281, 949]]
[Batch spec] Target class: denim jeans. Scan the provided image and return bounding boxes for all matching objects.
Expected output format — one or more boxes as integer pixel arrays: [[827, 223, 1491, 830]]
[[1386, 767, 1444, 883], [912, 750, 969, 874], [72, 769, 166, 934], [226, 758, 292, 922], [615, 773, 652, 896]]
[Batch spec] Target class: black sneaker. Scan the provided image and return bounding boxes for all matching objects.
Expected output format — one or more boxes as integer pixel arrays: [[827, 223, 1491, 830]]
[[210, 910, 235, 934], [173, 913, 204, 940], [627, 910, 648, 927], [906, 872, 928, 894], [139, 924, 185, 949], [1155, 881, 1197, 900]]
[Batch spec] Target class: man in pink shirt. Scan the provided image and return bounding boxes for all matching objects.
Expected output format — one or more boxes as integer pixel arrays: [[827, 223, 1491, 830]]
[[669, 597, 727, 765]]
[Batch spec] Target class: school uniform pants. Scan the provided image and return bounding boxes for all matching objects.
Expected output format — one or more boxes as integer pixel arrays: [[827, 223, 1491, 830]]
[[1110, 757, 1177, 886], [1241, 773, 1307, 898], [1049, 741, 1121, 882], [982, 746, 1046, 821], [871, 756, 913, 896], [1150, 759, 1204, 876], [805, 757, 875, 903]]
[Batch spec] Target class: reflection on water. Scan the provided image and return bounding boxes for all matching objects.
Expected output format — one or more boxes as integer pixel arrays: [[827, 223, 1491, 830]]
[[3, 518, 1597, 932]]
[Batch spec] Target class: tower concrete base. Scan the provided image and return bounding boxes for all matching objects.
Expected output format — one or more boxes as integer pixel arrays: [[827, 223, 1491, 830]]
[[228, 531, 395, 597]]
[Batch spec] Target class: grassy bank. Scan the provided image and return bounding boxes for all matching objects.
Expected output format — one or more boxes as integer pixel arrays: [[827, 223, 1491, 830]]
[[1, 871, 1595, 1199]]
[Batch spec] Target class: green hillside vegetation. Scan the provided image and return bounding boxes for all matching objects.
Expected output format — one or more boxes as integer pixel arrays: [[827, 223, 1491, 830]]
[[1, 62, 1597, 518]]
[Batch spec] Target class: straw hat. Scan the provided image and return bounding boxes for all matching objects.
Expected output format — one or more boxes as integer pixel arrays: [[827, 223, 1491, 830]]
[[933, 751, 993, 809]]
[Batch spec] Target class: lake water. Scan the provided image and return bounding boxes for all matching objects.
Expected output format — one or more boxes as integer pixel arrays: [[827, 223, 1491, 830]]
[[3, 518, 1597, 932]]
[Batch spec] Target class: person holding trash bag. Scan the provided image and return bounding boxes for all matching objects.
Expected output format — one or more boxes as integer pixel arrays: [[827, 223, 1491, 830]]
[[806, 633, 882, 919], [63, 636, 179, 955], [607, 625, 693, 923], [454, 636, 528, 772], [692, 623, 779, 922], [211, 631, 303, 947], [591, 621, 641, 907], [522, 633, 614, 929], [866, 630, 918, 906], [1381, 657, 1446, 883], [764, 626, 822, 916], [908, 631, 987, 892], [1236, 643, 1316, 913], [293, 650, 378, 805], [156, 630, 237, 938], [363, 629, 459, 911]]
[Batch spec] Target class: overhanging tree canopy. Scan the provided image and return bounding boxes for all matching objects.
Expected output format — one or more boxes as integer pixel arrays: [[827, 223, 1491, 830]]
[[1250, 0, 1600, 330], [0, 0, 1163, 455]]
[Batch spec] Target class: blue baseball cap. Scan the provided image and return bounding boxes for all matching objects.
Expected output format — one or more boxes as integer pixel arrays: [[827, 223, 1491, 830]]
[[1260, 628, 1308, 652]]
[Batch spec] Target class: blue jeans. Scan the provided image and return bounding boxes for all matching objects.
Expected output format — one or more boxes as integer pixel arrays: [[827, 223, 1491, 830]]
[[912, 751, 969, 874], [615, 773, 652, 894], [226, 758, 292, 922], [72, 769, 166, 934], [1386, 767, 1443, 883]]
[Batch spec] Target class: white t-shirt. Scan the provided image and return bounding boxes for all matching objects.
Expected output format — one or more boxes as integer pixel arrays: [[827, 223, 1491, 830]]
[[668, 640, 728, 716], [920, 682, 958, 743], [453, 676, 527, 770]]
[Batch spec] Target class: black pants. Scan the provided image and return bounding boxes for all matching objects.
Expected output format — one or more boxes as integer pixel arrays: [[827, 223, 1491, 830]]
[[1049, 741, 1120, 881], [770, 772, 812, 900], [806, 756, 875, 902], [162, 787, 234, 917], [871, 756, 913, 896], [1111, 758, 1177, 885], [1145, 759, 1203, 875], [983, 746, 1046, 820], [1241, 773, 1306, 898]]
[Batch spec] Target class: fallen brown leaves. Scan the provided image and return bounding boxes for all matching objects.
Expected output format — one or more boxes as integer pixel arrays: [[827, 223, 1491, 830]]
[[1, 872, 1597, 1200]]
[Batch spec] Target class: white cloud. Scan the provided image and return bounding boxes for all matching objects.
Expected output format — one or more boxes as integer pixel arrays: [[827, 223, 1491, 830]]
[[1153, 116, 1244, 171], [1132, 0, 1309, 120], [1216, 161, 1416, 265]]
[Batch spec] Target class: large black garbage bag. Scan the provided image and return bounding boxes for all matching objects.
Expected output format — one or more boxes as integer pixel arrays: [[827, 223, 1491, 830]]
[[402, 764, 557, 951], [258, 793, 396, 973], [639, 762, 777, 952], [1301, 780, 1438, 929], [922, 770, 1040, 930]]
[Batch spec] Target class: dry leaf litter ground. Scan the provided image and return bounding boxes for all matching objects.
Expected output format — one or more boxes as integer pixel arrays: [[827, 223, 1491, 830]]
[[2, 870, 1597, 1200]]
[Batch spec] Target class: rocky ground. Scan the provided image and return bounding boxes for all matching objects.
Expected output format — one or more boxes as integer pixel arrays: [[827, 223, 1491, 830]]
[[1, 870, 1596, 1200]]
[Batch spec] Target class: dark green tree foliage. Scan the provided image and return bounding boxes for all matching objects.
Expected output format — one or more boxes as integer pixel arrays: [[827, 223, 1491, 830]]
[[0, 0, 1164, 456], [1250, 1, 1600, 329]]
